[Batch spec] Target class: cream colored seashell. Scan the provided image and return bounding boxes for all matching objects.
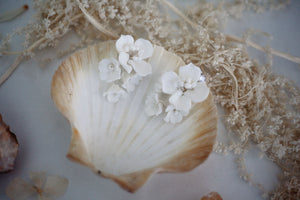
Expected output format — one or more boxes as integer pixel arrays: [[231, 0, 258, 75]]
[[51, 40, 217, 192]]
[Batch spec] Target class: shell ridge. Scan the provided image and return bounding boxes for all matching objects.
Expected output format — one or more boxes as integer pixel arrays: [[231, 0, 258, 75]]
[[84, 42, 116, 171], [126, 47, 185, 160], [111, 65, 156, 159], [142, 98, 216, 166], [114, 76, 155, 157], [111, 85, 150, 167], [96, 41, 123, 170]]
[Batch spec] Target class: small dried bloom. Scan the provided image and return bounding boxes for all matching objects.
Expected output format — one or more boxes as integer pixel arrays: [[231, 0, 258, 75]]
[[121, 73, 142, 92], [103, 84, 126, 103], [6, 172, 68, 200], [98, 58, 121, 82], [164, 105, 188, 124], [145, 93, 163, 116]]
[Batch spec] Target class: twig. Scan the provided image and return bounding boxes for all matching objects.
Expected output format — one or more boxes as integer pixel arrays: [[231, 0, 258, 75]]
[[0, 55, 23, 86], [0, 51, 23, 55], [0, 13, 83, 86], [0, 5, 29, 22], [160, 0, 300, 65], [221, 63, 239, 110], [225, 35, 300, 64], [160, 0, 198, 29], [78, 3, 118, 39]]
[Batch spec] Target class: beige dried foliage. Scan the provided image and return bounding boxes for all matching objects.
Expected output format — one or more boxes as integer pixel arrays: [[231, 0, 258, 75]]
[[0, 0, 299, 199]]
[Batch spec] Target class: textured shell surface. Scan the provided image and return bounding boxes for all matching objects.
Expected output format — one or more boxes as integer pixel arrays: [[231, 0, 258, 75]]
[[0, 114, 19, 173], [51, 40, 217, 192]]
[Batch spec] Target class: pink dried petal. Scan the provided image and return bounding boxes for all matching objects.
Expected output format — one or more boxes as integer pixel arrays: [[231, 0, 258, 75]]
[[43, 176, 69, 197], [29, 172, 47, 188], [5, 177, 35, 200]]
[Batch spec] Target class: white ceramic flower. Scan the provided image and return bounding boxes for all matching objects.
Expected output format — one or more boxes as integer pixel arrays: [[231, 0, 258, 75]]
[[169, 90, 192, 113], [179, 63, 202, 89], [145, 93, 163, 116], [122, 74, 143, 92], [161, 71, 184, 94], [116, 35, 153, 76], [161, 63, 209, 113], [98, 58, 121, 82], [103, 84, 126, 103], [164, 105, 188, 124], [6, 172, 69, 200]]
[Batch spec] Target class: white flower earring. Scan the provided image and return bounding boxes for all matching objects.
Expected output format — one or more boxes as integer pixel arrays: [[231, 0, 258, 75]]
[[98, 35, 154, 103], [145, 63, 209, 124], [116, 35, 153, 76]]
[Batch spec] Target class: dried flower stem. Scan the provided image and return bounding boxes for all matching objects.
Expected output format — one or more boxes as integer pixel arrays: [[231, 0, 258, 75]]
[[0, 5, 29, 23], [0, 13, 83, 86], [160, 0, 199, 29], [78, 3, 118, 39], [221, 63, 239, 110], [0, 55, 23, 85], [0, 51, 23, 55], [226, 35, 300, 64], [161, 0, 300, 65]]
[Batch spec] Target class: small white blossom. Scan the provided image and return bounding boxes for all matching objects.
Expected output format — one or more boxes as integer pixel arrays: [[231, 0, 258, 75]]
[[145, 93, 163, 116], [98, 58, 121, 82], [122, 74, 142, 92], [103, 84, 126, 103], [169, 90, 192, 113], [161, 63, 209, 113], [161, 71, 183, 94], [164, 105, 188, 124], [116, 35, 153, 76], [6, 172, 68, 200], [179, 63, 202, 89]]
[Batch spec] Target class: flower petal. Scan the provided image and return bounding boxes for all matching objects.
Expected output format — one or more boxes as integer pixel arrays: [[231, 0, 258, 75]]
[[6, 178, 35, 200], [119, 52, 132, 73], [122, 74, 142, 92], [161, 71, 182, 94], [185, 82, 209, 103], [98, 58, 121, 82], [169, 90, 191, 112], [29, 172, 47, 188], [131, 60, 152, 77], [43, 176, 69, 197], [103, 84, 126, 103], [135, 38, 153, 59], [179, 63, 201, 83], [115, 35, 134, 52], [145, 93, 162, 116], [164, 105, 183, 124]]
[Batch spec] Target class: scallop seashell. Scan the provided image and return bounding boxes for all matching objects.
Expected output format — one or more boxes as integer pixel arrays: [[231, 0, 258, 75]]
[[51, 40, 217, 192]]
